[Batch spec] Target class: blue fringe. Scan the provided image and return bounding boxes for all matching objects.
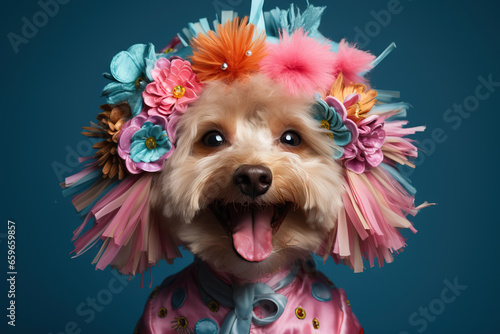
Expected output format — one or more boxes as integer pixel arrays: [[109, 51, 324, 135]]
[[62, 162, 121, 217], [376, 90, 400, 103], [177, 1, 334, 51], [62, 169, 102, 197], [380, 163, 416, 196]]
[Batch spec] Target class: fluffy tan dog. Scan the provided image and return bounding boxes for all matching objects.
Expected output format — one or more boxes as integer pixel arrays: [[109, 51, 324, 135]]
[[133, 73, 365, 333], [152, 74, 343, 281], [66, 6, 421, 333]]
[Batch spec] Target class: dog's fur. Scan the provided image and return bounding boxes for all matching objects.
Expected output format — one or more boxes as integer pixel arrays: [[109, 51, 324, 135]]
[[150, 74, 344, 281]]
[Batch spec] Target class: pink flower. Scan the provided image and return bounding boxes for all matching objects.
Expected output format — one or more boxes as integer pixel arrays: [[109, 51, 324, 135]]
[[143, 57, 203, 116], [339, 94, 386, 173]]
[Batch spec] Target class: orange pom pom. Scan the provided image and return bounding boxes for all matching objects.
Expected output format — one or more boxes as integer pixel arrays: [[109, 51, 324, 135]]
[[191, 17, 266, 83]]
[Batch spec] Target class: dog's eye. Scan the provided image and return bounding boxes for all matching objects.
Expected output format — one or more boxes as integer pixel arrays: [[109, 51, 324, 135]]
[[280, 131, 301, 147], [202, 131, 225, 147]]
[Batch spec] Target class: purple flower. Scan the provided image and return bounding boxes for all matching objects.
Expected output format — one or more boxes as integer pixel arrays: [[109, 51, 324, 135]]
[[341, 112, 386, 174]]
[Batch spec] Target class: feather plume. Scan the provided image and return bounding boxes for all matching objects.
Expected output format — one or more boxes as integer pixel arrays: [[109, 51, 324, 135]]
[[260, 29, 335, 96], [332, 40, 375, 85]]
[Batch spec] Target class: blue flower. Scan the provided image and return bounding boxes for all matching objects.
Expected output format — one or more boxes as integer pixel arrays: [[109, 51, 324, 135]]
[[130, 121, 171, 163], [313, 95, 352, 159], [102, 43, 157, 116], [118, 113, 174, 174]]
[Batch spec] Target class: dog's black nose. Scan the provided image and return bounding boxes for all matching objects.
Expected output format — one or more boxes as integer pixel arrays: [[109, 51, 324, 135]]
[[233, 165, 272, 198]]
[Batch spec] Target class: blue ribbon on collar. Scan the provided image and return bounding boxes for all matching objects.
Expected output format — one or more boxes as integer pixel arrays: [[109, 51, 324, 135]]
[[198, 262, 297, 334]]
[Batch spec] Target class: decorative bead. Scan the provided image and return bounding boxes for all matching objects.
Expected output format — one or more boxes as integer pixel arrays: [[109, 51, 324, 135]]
[[145, 137, 157, 150], [221, 63, 228, 70], [295, 307, 306, 319], [171, 287, 186, 309], [208, 300, 219, 313], [178, 317, 188, 327], [311, 282, 332, 302], [312, 318, 320, 330], [172, 85, 186, 98], [347, 300, 351, 306], [171, 316, 189, 330], [158, 307, 168, 318], [163, 47, 173, 54], [195, 318, 219, 334], [245, 50, 252, 56]]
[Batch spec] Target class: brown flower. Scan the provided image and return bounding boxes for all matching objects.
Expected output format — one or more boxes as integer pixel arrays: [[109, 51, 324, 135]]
[[82, 103, 131, 180], [96, 103, 131, 142], [329, 73, 378, 122]]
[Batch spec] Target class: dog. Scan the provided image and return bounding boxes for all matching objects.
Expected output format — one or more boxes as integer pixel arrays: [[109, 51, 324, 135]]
[[134, 74, 363, 333], [65, 3, 423, 334]]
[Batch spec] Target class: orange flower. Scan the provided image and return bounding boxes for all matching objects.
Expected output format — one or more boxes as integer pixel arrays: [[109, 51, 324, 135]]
[[190, 17, 266, 82], [329, 73, 378, 121]]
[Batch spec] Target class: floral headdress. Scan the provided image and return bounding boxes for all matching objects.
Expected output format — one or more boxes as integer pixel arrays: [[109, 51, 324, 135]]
[[63, 0, 429, 282]]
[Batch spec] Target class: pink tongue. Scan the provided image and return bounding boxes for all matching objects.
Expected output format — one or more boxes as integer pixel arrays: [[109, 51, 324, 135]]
[[231, 206, 274, 262]]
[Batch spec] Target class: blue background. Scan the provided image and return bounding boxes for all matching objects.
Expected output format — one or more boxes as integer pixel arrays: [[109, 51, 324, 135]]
[[1, 0, 499, 333]]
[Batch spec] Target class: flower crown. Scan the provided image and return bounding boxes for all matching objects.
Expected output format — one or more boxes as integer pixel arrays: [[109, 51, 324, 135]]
[[63, 1, 428, 282]]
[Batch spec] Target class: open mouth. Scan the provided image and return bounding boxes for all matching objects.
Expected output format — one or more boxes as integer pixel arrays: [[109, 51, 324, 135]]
[[210, 202, 291, 262]]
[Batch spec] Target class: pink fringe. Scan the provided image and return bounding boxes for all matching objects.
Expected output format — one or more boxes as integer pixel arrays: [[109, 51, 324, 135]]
[[64, 165, 98, 186], [324, 168, 417, 272], [71, 173, 181, 276], [322, 116, 424, 272], [383, 120, 425, 167]]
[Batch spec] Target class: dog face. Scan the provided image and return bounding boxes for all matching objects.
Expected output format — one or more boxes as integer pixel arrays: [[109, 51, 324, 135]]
[[152, 74, 344, 280]]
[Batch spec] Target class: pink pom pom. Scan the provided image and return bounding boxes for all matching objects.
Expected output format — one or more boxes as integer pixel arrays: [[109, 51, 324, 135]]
[[332, 40, 375, 85], [260, 29, 335, 96]]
